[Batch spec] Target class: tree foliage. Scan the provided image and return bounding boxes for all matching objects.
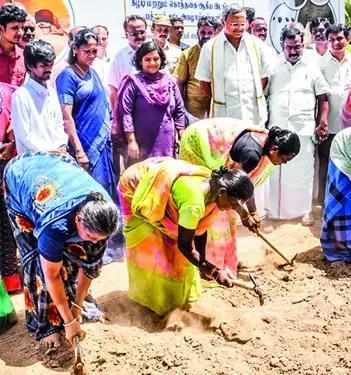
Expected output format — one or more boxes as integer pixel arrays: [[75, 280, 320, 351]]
[[346, 0, 351, 25]]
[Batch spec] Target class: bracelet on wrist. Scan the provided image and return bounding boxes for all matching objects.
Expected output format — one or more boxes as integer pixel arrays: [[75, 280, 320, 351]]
[[63, 317, 77, 327], [71, 302, 83, 311], [199, 260, 218, 279]]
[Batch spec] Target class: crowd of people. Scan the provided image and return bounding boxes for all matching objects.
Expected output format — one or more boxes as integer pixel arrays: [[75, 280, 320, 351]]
[[1, 0, 351, 368]]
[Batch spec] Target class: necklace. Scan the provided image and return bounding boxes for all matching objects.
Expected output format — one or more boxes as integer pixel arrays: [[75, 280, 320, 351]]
[[73, 63, 88, 77]]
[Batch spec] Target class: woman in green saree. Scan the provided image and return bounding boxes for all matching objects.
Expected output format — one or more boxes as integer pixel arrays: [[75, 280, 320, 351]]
[[118, 157, 254, 315]]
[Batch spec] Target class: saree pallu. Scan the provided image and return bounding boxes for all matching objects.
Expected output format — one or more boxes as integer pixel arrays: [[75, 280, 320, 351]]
[[0, 160, 20, 292], [320, 160, 351, 262], [179, 120, 274, 272], [118, 158, 218, 316], [57, 68, 116, 199], [6, 208, 106, 340]]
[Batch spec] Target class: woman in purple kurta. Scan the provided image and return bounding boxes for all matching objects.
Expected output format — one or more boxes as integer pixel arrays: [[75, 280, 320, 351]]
[[116, 41, 185, 165]]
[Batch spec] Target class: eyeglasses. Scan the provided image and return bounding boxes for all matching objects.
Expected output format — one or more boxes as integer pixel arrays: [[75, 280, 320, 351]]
[[312, 27, 326, 34], [81, 48, 98, 55], [255, 27, 267, 32], [127, 30, 146, 38], [24, 26, 35, 33]]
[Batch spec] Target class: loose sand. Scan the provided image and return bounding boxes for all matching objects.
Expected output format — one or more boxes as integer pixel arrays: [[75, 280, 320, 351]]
[[2, 210, 350, 375]]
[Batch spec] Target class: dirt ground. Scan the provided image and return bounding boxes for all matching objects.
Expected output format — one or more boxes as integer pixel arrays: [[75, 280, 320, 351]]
[[1, 208, 351, 375]]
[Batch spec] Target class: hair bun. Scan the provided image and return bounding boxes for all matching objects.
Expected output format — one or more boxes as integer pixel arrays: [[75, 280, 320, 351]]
[[268, 126, 282, 138], [212, 166, 230, 179]]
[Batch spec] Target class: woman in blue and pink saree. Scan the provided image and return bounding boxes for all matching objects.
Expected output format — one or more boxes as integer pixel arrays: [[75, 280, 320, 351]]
[[4, 152, 118, 366]]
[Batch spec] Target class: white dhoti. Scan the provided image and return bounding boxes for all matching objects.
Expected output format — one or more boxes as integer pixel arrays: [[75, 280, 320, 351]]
[[267, 136, 314, 219], [255, 182, 268, 218]]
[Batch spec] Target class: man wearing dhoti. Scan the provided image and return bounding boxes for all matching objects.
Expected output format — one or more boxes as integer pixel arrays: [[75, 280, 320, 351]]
[[195, 2, 272, 216], [266, 25, 330, 225]]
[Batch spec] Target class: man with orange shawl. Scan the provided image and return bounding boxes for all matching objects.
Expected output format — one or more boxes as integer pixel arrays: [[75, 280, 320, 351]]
[[179, 118, 300, 272], [118, 157, 254, 316]]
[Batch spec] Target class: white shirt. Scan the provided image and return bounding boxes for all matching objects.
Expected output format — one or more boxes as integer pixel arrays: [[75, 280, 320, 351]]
[[11, 78, 68, 154], [268, 55, 330, 136], [163, 41, 182, 74], [108, 45, 137, 90], [93, 53, 111, 91], [319, 51, 351, 134], [195, 33, 270, 125]]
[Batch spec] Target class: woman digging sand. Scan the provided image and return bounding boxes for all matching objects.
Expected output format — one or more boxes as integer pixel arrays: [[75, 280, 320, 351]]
[[118, 157, 254, 316], [4, 152, 119, 367]]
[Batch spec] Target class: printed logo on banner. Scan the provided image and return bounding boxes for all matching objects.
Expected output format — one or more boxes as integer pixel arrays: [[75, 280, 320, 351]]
[[269, 0, 338, 53]]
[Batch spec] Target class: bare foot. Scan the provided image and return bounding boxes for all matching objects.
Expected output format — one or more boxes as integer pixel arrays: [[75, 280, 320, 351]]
[[38, 333, 74, 368]]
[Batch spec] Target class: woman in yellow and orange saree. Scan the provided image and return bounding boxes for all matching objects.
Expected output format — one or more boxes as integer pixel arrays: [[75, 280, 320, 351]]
[[118, 157, 254, 316], [179, 118, 300, 272]]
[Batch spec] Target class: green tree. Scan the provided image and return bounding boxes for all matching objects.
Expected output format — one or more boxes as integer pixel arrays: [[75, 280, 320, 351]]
[[346, 0, 351, 25]]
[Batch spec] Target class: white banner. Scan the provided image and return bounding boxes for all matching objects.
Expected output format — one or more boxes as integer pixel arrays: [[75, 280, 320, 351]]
[[1, 0, 344, 56]]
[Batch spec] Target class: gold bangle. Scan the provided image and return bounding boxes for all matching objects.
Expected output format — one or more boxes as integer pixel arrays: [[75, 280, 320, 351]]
[[71, 302, 83, 311], [63, 317, 77, 327]]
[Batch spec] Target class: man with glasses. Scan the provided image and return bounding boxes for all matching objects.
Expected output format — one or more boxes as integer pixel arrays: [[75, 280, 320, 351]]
[[108, 15, 147, 114], [18, 15, 36, 49], [0, 4, 27, 86], [195, 3, 270, 127], [266, 26, 329, 225], [308, 17, 330, 58]]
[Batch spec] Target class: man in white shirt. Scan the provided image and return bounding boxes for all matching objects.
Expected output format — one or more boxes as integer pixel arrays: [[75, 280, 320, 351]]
[[107, 15, 147, 190], [195, 3, 271, 128], [267, 26, 329, 225], [92, 24, 111, 90], [108, 15, 147, 115], [151, 15, 182, 74], [11, 40, 68, 154], [318, 24, 351, 204]]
